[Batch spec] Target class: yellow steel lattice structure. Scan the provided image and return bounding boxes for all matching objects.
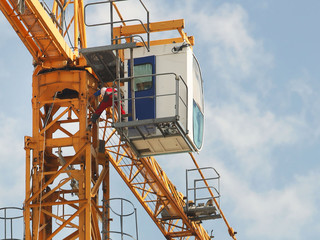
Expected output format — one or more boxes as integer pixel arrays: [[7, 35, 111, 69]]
[[0, 0, 86, 67], [24, 68, 102, 239]]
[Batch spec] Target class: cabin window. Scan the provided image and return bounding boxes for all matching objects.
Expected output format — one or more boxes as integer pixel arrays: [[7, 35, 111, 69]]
[[193, 101, 204, 149], [133, 63, 153, 91], [193, 56, 204, 110], [192, 55, 204, 149]]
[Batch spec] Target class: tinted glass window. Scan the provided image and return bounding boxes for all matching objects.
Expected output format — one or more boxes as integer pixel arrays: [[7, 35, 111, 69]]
[[193, 100, 204, 149], [193, 56, 204, 111], [192, 55, 204, 149], [133, 63, 153, 91]]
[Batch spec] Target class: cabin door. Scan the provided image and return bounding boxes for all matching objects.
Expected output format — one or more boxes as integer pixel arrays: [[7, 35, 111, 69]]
[[128, 56, 156, 120]]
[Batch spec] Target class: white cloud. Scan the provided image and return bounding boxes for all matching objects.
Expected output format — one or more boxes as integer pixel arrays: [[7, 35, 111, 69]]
[[280, 70, 320, 140], [203, 103, 301, 177], [187, 3, 273, 82], [219, 166, 320, 240], [289, 75, 313, 102], [210, 104, 297, 149]]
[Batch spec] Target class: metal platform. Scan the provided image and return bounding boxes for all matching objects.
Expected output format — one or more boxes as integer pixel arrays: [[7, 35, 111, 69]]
[[184, 202, 221, 221], [114, 117, 196, 157], [184, 167, 222, 221], [80, 43, 138, 83], [160, 203, 221, 221]]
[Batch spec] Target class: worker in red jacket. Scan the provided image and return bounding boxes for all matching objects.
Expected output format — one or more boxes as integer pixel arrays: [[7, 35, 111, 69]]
[[88, 87, 125, 129]]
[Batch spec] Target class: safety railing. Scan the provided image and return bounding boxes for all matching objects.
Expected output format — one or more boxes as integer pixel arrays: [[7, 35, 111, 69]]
[[84, 0, 150, 50], [102, 198, 139, 240], [0, 207, 24, 240], [112, 72, 188, 139], [185, 167, 221, 216]]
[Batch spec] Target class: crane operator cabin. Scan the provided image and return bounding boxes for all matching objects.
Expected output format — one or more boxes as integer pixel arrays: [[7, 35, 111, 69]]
[[122, 42, 204, 156], [82, 38, 204, 157]]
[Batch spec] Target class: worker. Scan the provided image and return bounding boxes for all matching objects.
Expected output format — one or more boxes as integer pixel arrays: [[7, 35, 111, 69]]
[[88, 87, 125, 129]]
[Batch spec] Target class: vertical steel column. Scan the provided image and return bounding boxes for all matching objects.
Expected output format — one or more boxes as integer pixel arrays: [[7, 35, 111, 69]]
[[24, 140, 31, 239], [115, 39, 121, 121], [110, 0, 114, 44], [175, 75, 180, 117], [102, 162, 110, 240], [130, 44, 136, 120], [4, 209, 6, 239], [85, 144, 92, 239], [74, 0, 79, 54], [186, 169, 189, 213]]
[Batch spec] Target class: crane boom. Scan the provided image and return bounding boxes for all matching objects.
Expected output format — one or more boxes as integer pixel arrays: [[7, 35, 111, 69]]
[[0, 0, 79, 67], [100, 116, 211, 239]]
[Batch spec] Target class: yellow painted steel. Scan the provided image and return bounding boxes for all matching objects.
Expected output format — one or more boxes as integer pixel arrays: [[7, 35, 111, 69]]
[[24, 69, 102, 240], [113, 19, 195, 47], [0, 0, 87, 67]]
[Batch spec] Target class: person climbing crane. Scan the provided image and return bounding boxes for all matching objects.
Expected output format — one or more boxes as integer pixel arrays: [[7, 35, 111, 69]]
[[88, 87, 125, 130]]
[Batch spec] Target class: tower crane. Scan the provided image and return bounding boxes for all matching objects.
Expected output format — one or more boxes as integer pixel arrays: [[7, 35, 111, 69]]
[[0, 0, 237, 239]]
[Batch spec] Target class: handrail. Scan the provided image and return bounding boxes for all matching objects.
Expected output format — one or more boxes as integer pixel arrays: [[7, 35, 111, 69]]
[[103, 198, 139, 240], [186, 167, 221, 210], [84, 0, 150, 50], [0, 207, 24, 240], [112, 72, 188, 128], [112, 34, 150, 50]]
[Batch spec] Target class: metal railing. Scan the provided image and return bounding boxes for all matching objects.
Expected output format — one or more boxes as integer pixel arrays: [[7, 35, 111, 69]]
[[84, 0, 150, 50], [102, 198, 139, 240], [112, 72, 188, 134], [0, 207, 24, 240], [185, 167, 221, 212]]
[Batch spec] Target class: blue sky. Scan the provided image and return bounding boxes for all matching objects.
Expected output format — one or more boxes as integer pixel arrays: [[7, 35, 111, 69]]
[[1, 0, 320, 239]]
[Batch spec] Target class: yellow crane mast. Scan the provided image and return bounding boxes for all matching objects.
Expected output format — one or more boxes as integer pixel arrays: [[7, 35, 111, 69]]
[[0, 0, 237, 239]]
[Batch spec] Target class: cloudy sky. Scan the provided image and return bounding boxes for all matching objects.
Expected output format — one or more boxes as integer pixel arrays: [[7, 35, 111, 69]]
[[1, 0, 320, 239]]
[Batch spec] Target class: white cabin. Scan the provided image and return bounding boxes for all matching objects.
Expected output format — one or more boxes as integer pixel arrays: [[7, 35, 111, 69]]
[[113, 42, 204, 157]]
